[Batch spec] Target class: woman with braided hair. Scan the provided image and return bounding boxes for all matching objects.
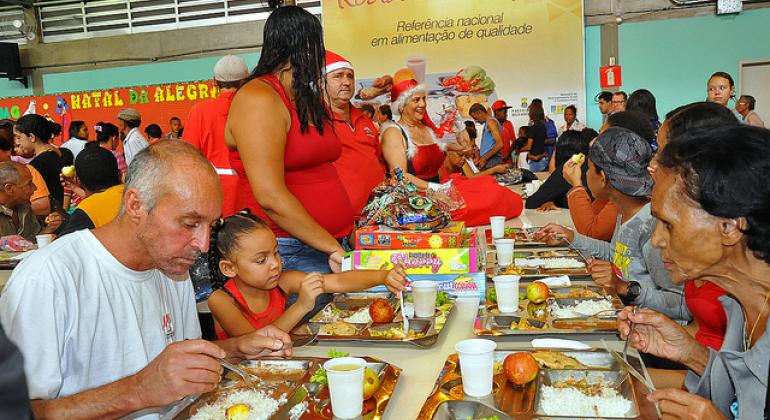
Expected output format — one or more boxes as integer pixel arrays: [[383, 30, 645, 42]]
[[206, 210, 407, 339]]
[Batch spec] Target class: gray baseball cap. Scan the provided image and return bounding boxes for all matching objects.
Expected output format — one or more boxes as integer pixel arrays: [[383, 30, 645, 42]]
[[589, 126, 654, 197]]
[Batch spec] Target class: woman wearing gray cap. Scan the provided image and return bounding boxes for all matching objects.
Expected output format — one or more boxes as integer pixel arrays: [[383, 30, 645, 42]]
[[619, 124, 770, 419]]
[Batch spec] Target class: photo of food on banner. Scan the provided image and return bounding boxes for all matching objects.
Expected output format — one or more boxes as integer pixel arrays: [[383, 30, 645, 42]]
[[358, 168, 464, 232]]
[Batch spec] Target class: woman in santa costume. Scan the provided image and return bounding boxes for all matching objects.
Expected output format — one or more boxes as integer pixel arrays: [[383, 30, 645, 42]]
[[380, 79, 447, 188]]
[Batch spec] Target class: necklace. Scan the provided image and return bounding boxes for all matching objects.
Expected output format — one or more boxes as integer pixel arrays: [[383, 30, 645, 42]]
[[744, 289, 770, 351]]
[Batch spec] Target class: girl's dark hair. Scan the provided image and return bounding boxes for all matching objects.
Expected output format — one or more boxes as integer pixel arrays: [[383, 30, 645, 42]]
[[665, 101, 739, 140], [15, 114, 53, 143], [69, 121, 86, 140], [626, 89, 659, 121], [208, 209, 271, 289], [709, 71, 735, 88], [555, 130, 589, 168], [94, 122, 120, 143], [464, 120, 477, 140], [658, 125, 770, 264], [249, 6, 329, 135]]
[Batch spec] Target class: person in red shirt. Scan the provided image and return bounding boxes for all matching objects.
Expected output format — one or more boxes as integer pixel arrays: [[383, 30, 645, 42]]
[[325, 51, 386, 216], [183, 55, 249, 217], [491, 100, 516, 163]]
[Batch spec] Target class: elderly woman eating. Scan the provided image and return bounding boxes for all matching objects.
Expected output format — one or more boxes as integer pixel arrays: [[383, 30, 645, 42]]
[[618, 124, 770, 419]]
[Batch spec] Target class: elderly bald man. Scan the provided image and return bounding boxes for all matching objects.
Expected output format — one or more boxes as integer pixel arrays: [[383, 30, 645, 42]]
[[0, 141, 291, 419]]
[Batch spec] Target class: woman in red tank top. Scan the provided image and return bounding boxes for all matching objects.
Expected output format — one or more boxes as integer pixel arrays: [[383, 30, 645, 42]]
[[225, 7, 352, 280], [380, 79, 447, 187]]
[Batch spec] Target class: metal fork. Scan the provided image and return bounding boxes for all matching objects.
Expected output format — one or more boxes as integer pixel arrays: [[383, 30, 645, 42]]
[[219, 358, 258, 389], [552, 233, 590, 263], [621, 305, 640, 361]]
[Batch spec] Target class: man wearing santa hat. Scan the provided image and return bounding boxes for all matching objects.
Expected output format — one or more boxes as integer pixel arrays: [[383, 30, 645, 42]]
[[326, 51, 386, 215]]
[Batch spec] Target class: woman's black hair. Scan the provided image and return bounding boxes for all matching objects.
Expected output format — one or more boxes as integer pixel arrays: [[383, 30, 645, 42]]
[[208, 209, 271, 290], [68, 121, 86, 140], [15, 114, 53, 144], [626, 89, 659, 121], [607, 111, 655, 144], [658, 125, 770, 265], [94, 122, 119, 143], [249, 6, 329, 135], [555, 130, 589, 168], [665, 101, 739, 140], [564, 105, 577, 114]]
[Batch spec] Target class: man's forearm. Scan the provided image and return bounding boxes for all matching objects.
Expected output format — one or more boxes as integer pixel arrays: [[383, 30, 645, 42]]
[[680, 341, 711, 376], [32, 374, 145, 420]]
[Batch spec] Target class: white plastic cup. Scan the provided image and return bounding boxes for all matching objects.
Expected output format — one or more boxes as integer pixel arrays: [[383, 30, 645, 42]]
[[411, 280, 437, 317], [406, 55, 427, 83], [455, 339, 497, 397], [525, 183, 535, 195], [489, 216, 506, 240], [323, 357, 366, 418], [493, 275, 521, 313], [36, 234, 53, 248], [494, 239, 515, 267]]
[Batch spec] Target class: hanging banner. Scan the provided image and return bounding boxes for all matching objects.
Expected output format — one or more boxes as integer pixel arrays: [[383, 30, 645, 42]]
[[0, 81, 219, 144], [322, 0, 586, 129]]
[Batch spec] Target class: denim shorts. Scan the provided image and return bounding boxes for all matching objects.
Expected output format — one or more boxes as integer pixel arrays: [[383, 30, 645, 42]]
[[278, 236, 351, 323], [527, 157, 549, 172]]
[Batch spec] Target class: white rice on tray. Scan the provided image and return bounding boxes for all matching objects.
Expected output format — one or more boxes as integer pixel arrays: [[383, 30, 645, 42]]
[[189, 389, 282, 420], [550, 298, 615, 318], [514, 257, 586, 269], [539, 385, 633, 417]]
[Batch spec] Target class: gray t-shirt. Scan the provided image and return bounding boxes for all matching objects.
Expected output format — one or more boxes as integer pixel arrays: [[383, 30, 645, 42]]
[[686, 295, 769, 420], [571, 203, 691, 322]]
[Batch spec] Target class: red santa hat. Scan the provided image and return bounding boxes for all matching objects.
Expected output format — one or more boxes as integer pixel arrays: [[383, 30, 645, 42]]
[[389, 79, 438, 134], [324, 50, 353, 74]]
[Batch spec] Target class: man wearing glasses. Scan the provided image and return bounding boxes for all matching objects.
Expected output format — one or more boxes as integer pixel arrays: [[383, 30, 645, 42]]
[[612, 91, 627, 114]]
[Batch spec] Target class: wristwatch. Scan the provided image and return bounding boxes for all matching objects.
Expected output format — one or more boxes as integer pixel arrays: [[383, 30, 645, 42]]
[[622, 281, 642, 305]]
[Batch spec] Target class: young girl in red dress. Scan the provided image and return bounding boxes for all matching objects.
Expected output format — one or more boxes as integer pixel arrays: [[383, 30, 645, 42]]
[[207, 210, 407, 339]]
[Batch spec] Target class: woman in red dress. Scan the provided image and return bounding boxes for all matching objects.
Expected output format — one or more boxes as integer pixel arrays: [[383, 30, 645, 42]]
[[224, 6, 353, 314]]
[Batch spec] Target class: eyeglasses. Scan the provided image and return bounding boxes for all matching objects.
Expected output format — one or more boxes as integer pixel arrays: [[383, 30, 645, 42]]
[[612, 100, 626, 104]]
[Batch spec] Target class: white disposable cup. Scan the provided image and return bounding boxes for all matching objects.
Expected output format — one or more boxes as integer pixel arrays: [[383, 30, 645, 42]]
[[411, 280, 437, 317], [489, 216, 506, 240], [494, 239, 515, 267], [324, 357, 366, 418], [406, 55, 427, 83], [493, 275, 521, 313], [525, 183, 535, 195], [36, 234, 54, 248], [455, 339, 497, 397]]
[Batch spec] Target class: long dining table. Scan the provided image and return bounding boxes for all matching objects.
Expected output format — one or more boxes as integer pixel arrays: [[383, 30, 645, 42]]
[[293, 206, 655, 419]]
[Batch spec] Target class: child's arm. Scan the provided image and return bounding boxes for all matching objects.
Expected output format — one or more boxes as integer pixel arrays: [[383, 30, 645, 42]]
[[207, 289, 257, 338], [322, 264, 408, 294], [271, 271, 325, 333]]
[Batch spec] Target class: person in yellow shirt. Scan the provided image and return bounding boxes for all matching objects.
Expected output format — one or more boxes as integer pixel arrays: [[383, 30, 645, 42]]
[[58, 145, 123, 236]]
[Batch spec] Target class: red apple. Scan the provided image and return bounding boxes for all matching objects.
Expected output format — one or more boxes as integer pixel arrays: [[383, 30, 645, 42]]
[[526, 282, 550, 304], [503, 352, 539, 386], [369, 299, 395, 323]]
